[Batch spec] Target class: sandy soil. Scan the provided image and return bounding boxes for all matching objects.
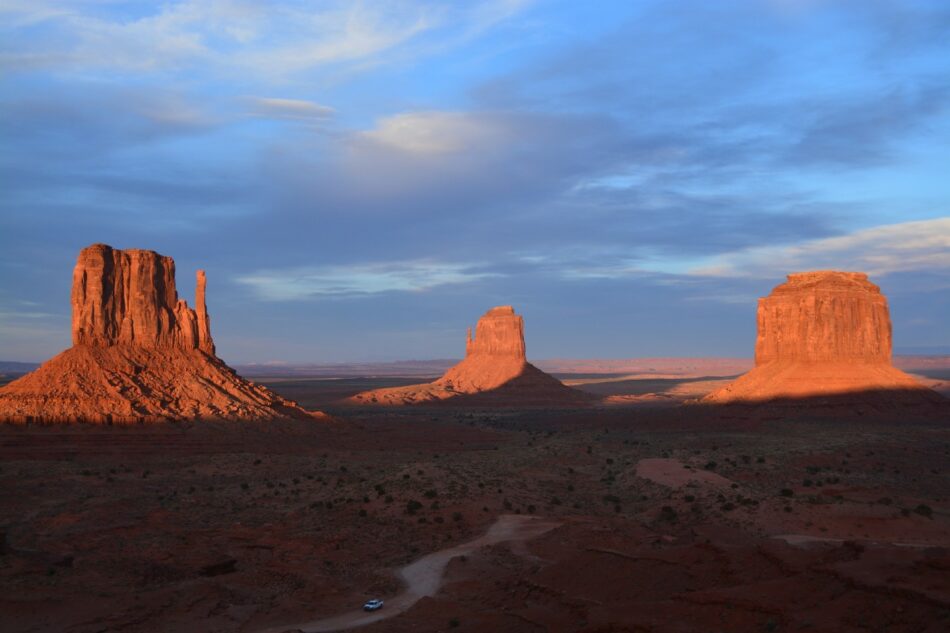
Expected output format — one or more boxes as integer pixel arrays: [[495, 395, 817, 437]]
[[1, 376, 948, 632], [264, 515, 559, 633], [636, 457, 734, 488]]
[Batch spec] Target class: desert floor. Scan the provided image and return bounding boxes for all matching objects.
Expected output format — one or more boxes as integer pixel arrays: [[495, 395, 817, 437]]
[[1, 373, 948, 632]]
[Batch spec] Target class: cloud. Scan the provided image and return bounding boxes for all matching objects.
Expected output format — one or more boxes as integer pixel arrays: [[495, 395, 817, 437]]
[[247, 97, 335, 122], [234, 260, 499, 300], [0, 1, 534, 78], [358, 111, 504, 154], [692, 217, 950, 278]]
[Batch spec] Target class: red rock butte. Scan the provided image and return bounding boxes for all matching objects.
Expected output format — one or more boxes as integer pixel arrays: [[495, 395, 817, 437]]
[[704, 271, 945, 407], [0, 244, 320, 423], [348, 306, 590, 406]]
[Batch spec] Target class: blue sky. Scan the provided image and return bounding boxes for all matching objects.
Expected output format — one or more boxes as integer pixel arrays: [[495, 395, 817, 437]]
[[1, 0, 948, 363]]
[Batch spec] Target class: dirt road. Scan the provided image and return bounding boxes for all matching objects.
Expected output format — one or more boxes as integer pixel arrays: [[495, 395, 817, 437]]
[[260, 514, 560, 633]]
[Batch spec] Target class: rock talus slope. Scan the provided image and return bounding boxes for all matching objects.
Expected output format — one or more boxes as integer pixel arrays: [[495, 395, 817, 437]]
[[349, 306, 589, 406], [0, 244, 318, 423], [704, 271, 945, 408]]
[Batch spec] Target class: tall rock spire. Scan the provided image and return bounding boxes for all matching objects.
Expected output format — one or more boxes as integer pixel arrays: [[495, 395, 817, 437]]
[[196, 270, 215, 355]]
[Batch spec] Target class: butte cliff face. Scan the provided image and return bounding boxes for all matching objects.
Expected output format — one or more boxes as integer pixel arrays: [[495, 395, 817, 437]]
[[0, 244, 318, 423], [71, 244, 216, 353], [753, 271, 891, 365], [704, 271, 944, 409], [349, 306, 589, 406]]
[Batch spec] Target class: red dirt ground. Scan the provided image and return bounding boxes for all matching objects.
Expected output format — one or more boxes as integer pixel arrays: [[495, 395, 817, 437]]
[[1, 378, 948, 633]]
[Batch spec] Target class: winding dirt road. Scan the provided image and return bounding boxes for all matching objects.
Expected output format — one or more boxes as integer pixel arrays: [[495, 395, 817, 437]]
[[260, 514, 560, 633]]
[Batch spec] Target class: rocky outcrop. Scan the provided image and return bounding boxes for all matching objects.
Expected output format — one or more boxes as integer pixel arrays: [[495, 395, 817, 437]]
[[348, 306, 590, 406], [754, 272, 891, 364], [704, 271, 945, 410], [0, 244, 321, 424], [464, 306, 525, 358]]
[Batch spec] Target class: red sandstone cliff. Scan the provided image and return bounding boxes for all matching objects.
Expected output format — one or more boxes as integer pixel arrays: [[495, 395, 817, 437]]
[[704, 271, 944, 408], [0, 244, 319, 423], [348, 306, 589, 406]]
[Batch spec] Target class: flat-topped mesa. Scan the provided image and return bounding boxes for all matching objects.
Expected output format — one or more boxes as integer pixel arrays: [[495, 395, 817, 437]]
[[348, 305, 590, 406], [464, 306, 526, 360], [703, 270, 947, 411], [1, 243, 320, 423], [754, 271, 891, 365], [71, 243, 215, 353]]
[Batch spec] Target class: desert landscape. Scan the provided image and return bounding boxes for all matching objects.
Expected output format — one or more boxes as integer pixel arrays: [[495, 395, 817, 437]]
[[1, 245, 949, 632], [3, 3, 949, 632]]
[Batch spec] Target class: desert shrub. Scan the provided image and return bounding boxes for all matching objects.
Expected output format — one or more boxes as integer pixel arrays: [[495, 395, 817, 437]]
[[603, 494, 621, 504], [780, 488, 794, 497], [434, 516, 444, 524], [704, 461, 717, 470], [527, 505, 536, 514], [449, 618, 460, 628], [358, 509, 367, 517], [240, 482, 249, 490], [802, 479, 813, 487], [914, 504, 933, 518], [684, 495, 695, 502], [721, 502, 736, 512], [406, 499, 423, 515], [659, 506, 677, 522], [453, 512, 463, 522], [424, 489, 438, 499]]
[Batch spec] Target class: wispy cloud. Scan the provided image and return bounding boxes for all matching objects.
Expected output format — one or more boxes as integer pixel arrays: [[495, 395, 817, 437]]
[[235, 260, 499, 300], [0, 1, 533, 78], [358, 110, 506, 154], [247, 97, 335, 123], [691, 217, 950, 278]]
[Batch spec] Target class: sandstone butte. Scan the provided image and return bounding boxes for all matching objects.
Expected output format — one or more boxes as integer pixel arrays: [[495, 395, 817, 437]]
[[0, 244, 322, 424], [348, 306, 591, 406], [703, 271, 946, 407]]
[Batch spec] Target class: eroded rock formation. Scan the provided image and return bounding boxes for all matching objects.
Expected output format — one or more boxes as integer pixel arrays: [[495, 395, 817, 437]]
[[0, 244, 320, 423], [349, 306, 589, 406], [704, 271, 944, 408], [754, 272, 891, 364]]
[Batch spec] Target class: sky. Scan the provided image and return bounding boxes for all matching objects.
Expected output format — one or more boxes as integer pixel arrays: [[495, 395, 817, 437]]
[[1, 0, 949, 364]]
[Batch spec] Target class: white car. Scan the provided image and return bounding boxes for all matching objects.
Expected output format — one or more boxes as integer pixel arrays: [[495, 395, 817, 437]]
[[363, 599, 384, 612]]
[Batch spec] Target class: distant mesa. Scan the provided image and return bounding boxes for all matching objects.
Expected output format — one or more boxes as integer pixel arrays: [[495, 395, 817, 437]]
[[703, 271, 947, 411], [0, 244, 321, 423], [348, 306, 591, 406]]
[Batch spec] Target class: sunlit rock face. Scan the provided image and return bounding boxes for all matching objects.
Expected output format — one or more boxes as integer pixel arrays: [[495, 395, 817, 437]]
[[704, 271, 943, 407], [349, 306, 590, 406], [0, 244, 318, 424], [754, 272, 891, 365], [71, 244, 215, 354], [464, 306, 526, 359]]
